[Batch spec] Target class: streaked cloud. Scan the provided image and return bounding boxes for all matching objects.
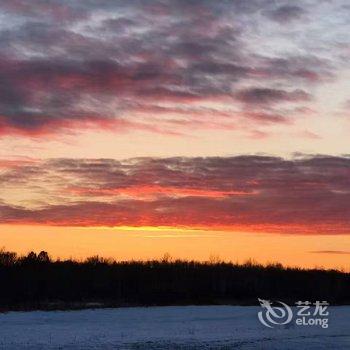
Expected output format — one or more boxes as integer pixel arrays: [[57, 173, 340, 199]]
[[1, 155, 350, 234], [310, 250, 350, 255], [0, 0, 346, 138]]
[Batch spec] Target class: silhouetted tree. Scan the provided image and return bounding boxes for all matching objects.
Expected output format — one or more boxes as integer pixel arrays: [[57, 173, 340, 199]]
[[21, 251, 37, 264], [0, 248, 17, 266], [37, 251, 50, 263]]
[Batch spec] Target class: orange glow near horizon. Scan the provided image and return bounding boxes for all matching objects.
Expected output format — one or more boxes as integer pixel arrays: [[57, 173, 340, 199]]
[[1, 225, 350, 271], [67, 185, 255, 198]]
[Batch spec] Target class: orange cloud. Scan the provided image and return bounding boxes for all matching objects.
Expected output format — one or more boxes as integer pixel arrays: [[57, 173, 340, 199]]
[[1, 155, 350, 234]]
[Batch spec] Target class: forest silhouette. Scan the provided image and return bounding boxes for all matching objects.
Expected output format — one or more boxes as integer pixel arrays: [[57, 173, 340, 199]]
[[0, 249, 349, 311]]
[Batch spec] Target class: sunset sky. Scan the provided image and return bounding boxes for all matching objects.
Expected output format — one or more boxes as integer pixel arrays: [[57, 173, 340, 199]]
[[1, 0, 350, 269]]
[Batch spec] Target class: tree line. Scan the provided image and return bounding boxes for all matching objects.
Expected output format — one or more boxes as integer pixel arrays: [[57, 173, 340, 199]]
[[0, 249, 349, 310]]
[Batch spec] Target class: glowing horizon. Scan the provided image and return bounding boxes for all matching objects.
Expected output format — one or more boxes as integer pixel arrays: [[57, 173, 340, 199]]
[[1, 225, 350, 271]]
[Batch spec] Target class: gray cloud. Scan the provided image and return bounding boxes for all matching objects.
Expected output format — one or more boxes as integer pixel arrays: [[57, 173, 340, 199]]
[[0, 0, 341, 136], [235, 88, 312, 105], [264, 5, 306, 23]]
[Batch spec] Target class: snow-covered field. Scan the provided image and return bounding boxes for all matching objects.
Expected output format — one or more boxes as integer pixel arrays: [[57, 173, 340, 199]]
[[0, 306, 349, 349]]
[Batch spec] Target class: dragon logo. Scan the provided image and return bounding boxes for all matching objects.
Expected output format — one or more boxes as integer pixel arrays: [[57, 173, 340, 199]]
[[258, 298, 293, 328]]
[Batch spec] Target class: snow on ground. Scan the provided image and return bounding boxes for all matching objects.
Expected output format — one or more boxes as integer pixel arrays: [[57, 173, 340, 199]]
[[0, 306, 349, 349]]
